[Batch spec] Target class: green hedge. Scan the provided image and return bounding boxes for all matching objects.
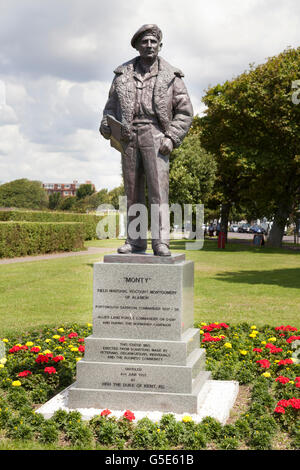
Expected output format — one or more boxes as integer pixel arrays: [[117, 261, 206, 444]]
[[0, 210, 106, 240], [0, 222, 85, 258]]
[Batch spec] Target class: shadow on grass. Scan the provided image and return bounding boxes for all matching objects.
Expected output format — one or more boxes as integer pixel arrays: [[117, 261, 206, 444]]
[[214, 268, 300, 289]]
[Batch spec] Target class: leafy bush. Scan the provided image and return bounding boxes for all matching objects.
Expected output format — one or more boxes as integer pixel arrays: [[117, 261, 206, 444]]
[[6, 416, 34, 440], [248, 430, 273, 450], [0, 209, 110, 240], [131, 417, 169, 450], [90, 415, 123, 446], [0, 179, 48, 210], [6, 388, 30, 407], [64, 421, 93, 448], [198, 416, 223, 440], [159, 413, 186, 447], [218, 436, 239, 450], [38, 420, 60, 444], [0, 221, 85, 257]]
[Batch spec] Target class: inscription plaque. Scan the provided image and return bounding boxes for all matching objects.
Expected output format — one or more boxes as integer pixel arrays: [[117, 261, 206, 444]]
[[84, 329, 200, 365], [93, 261, 194, 340]]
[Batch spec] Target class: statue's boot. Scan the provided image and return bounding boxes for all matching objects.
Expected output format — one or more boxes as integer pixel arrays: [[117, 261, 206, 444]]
[[153, 243, 171, 257], [117, 243, 146, 254]]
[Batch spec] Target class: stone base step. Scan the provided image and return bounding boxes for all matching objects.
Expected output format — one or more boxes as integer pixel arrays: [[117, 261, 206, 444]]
[[84, 328, 201, 366], [37, 379, 239, 425], [68, 371, 212, 414], [74, 348, 206, 394]]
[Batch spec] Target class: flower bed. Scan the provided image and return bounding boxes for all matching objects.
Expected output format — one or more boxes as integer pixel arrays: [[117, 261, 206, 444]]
[[0, 322, 299, 450]]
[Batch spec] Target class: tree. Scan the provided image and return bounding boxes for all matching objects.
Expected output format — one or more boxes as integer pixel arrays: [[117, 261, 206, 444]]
[[48, 192, 61, 210], [0, 179, 48, 209], [58, 196, 76, 211], [72, 189, 111, 213], [76, 183, 95, 200], [57, 187, 121, 213], [168, 129, 217, 231], [107, 185, 125, 209], [200, 47, 300, 246], [189, 117, 264, 233], [169, 132, 216, 206]]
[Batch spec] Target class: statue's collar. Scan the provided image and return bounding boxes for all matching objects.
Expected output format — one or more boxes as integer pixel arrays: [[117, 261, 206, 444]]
[[113, 56, 184, 78]]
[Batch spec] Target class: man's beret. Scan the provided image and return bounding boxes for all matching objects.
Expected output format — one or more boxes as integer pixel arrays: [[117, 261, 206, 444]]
[[131, 24, 162, 48]]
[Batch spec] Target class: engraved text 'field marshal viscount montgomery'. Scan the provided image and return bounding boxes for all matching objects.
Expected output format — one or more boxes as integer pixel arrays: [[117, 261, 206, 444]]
[[100, 24, 194, 256]]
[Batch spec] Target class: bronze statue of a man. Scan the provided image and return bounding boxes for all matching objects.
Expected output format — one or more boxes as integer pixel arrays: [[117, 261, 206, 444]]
[[100, 24, 193, 256]]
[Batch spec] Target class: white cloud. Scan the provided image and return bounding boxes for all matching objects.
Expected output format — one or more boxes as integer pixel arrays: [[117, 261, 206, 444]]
[[0, 0, 299, 190]]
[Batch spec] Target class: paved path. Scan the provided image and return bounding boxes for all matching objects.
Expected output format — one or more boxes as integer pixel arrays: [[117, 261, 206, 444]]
[[0, 246, 114, 265]]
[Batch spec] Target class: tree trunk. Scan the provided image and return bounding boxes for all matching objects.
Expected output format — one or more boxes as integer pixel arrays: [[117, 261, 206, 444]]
[[268, 201, 291, 248], [220, 202, 231, 241]]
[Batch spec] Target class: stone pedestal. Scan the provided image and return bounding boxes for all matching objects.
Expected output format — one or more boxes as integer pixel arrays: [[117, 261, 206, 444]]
[[68, 253, 212, 414], [0, 341, 5, 361]]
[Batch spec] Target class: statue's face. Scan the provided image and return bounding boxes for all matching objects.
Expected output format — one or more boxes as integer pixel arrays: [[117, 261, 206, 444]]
[[136, 34, 160, 60]]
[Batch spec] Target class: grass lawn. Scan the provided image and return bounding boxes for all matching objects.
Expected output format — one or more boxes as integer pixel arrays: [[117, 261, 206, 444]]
[[0, 238, 299, 337]]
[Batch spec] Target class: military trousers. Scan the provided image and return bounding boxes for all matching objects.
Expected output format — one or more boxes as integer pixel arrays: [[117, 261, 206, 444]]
[[121, 122, 170, 251]]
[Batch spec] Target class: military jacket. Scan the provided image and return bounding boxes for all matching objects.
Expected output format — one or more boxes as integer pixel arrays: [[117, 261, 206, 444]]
[[100, 56, 194, 148]]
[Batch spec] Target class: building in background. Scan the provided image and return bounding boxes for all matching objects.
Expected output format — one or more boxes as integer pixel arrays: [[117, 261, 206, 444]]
[[43, 180, 95, 198]]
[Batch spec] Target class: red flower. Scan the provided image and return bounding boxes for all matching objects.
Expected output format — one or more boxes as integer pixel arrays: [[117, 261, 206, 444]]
[[44, 366, 56, 374], [9, 345, 21, 353], [35, 353, 53, 364], [275, 376, 290, 384], [30, 346, 41, 353], [277, 399, 289, 408], [36, 354, 49, 364], [53, 355, 64, 362], [100, 409, 111, 417], [9, 345, 28, 353], [202, 333, 221, 343], [18, 370, 32, 377], [286, 335, 300, 344], [58, 336, 65, 343], [288, 398, 300, 409], [265, 343, 274, 349], [275, 325, 297, 332], [123, 410, 135, 421], [78, 338, 85, 343], [274, 406, 285, 414], [253, 348, 263, 353], [202, 323, 229, 332], [265, 344, 283, 354], [256, 359, 271, 369], [276, 398, 300, 409], [270, 347, 283, 354], [78, 345, 85, 352], [219, 323, 229, 329], [68, 332, 78, 339], [278, 359, 293, 366]]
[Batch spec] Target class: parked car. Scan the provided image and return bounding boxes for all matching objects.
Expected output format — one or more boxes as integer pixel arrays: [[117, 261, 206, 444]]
[[238, 223, 251, 233], [249, 224, 267, 234], [229, 224, 239, 232]]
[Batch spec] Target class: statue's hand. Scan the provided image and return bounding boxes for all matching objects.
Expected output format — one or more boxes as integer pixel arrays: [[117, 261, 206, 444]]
[[121, 126, 131, 143], [159, 137, 173, 156], [100, 121, 111, 139]]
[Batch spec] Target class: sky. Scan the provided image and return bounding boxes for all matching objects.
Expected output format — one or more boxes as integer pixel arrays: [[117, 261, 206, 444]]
[[0, 0, 299, 191]]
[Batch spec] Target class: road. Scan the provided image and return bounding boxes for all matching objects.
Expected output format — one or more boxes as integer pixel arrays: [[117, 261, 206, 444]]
[[227, 232, 297, 244]]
